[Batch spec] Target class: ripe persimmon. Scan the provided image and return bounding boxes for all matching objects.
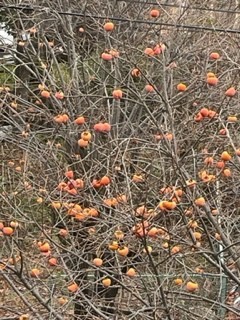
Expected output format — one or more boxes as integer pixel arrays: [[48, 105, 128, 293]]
[[40, 90, 50, 98], [74, 116, 85, 125], [93, 258, 103, 267], [57, 114, 69, 123], [171, 245, 182, 254], [92, 179, 101, 188], [100, 175, 111, 186], [58, 297, 68, 305], [108, 241, 119, 250], [177, 83, 187, 92], [135, 205, 148, 217], [195, 197, 206, 207], [53, 115, 64, 123], [227, 116, 237, 122], [207, 72, 216, 78], [174, 278, 183, 285], [148, 227, 159, 238], [162, 201, 177, 210], [39, 242, 50, 252], [216, 161, 225, 169], [145, 84, 155, 93], [103, 198, 118, 207], [2, 227, 14, 236], [30, 268, 41, 277], [117, 246, 129, 257], [67, 282, 79, 292], [10, 221, 19, 228], [55, 91, 64, 99], [225, 87, 236, 97], [101, 52, 113, 61], [94, 123, 105, 132], [114, 229, 124, 240], [186, 281, 198, 292], [199, 108, 209, 117], [109, 49, 119, 57], [162, 242, 169, 249], [102, 278, 111, 287], [209, 52, 220, 60], [51, 202, 61, 209], [144, 47, 154, 56], [78, 139, 89, 147], [223, 168, 231, 177], [126, 268, 136, 277], [102, 122, 111, 132], [57, 182, 67, 191], [207, 76, 218, 86], [193, 231, 202, 240], [204, 156, 214, 165], [81, 131, 92, 141], [112, 89, 123, 99], [153, 44, 161, 55], [103, 22, 114, 31], [131, 68, 141, 77], [65, 170, 74, 179], [188, 220, 198, 228], [132, 174, 144, 183], [221, 151, 232, 161], [150, 9, 160, 18], [48, 257, 58, 266], [208, 110, 217, 118], [194, 112, 203, 122]]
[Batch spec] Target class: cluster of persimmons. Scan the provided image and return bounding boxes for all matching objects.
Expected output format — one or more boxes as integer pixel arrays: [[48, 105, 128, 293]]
[[1, 7, 239, 311]]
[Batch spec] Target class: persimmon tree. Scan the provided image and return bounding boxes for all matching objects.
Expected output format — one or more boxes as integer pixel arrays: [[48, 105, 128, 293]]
[[0, 1, 240, 319]]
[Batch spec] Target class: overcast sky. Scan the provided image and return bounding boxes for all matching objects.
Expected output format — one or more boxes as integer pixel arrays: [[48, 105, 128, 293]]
[[0, 26, 13, 44]]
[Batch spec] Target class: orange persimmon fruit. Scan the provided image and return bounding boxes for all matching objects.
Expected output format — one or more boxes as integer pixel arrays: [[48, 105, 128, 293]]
[[117, 246, 129, 257], [48, 257, 58, 266], [103, 22, 114, 31], [186, 281, 199, 292], [74, 116, 85, 125], [221, 151, 232, 161], [199, 108, 209, 117], [144, 47, 154, 56], [126, 268, 136, 277], [174, 278, 183, 286], [93, 258, 103, 267], [209, 52, 220, 60], [112, 89, 123, 99], [102, 278, 111, 287], [100, 175, 111, 186], [150, 9, 160, 18], [101, 52, 113, 61], [30, 268, 41, 277], [207, 76, 218, 86], [195, 197, 206, 207], [177, 83, 187, 92], [67, 282, 79, 293], [225, 87, 236, 97], [2, 227, 14, 236]]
